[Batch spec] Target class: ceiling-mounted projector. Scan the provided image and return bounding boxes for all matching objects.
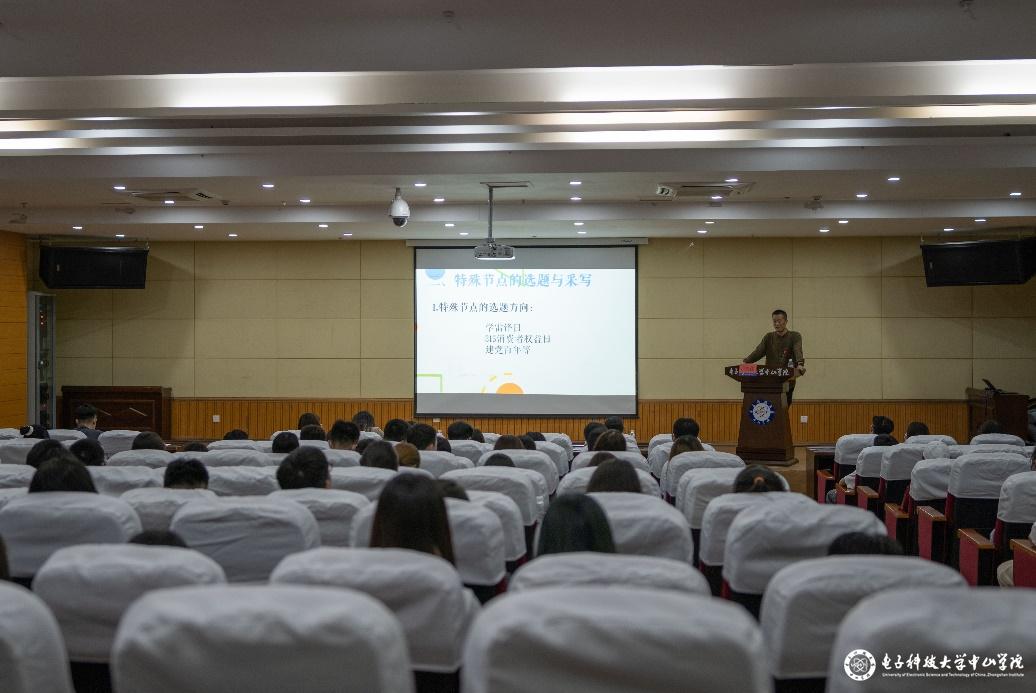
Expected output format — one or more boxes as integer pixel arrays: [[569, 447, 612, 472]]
[[473, 240, 515, 260]]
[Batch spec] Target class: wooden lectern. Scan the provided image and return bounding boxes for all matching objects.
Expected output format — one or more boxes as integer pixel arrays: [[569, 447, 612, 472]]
[[965, 386, 1030, 441], [725, 364, 796, 465]]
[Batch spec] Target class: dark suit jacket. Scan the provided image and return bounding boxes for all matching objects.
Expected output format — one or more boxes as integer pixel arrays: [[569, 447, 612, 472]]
[[76, 426, 102, 441]]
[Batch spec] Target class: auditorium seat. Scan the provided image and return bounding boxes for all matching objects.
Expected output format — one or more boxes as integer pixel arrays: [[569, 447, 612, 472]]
[[441, 467, 542, 556], [647, 432, 672, 453], [843, 446, 885, 506], [271, 547, 478, 693], [89, 466, 162, 496], [904, 434, 957, 445], [170, 497, 320, 582], [270, 429, 302, 440], [0, 581, 74, 693], [816, 433, 874, 503], [190, 448, 267, 468], [885, 456, 953, 555], [206, 439, 260, 450], [571, 449, 650, 473], [855, 444, 924, 516], [481, 432, 501, 446], [47, 429, 86, 442], [448, 440, 491, 464], [0, 439, 40, 465], [761, 556, 966, 693], [465, 489, 527, 568], [107, 449, 174, 468], [826, 588, 1036, 693], [462, 587, 770, 693], [674, 467, 742, 565], [555, 466, 660, 497], [477, 449, 559, 494], [97, 430, 142, 458], [120, 487, 218, 532], [299, 439, 330, 449], [0, 486, 27, 510], [1010, 522, 1036, 587], [587, 491, 694, 564], [324, 448, 361, 468], [0, 464, 34, 488], [509, 552, 710, 595], [660, 450, 744, 502], [34, 544, 226, 693], [958, 470, 1036, 585], [269, 487, 370, 547], [112, 584, 414, 693], [329, 466, 396, 499], [205, 466, 279, 496], [970, 432, 1026, 446], [534, 440, 569, 476], [417, 450, 475, 477], [0, 492, 141, 584], [541, 433, 574, 462]]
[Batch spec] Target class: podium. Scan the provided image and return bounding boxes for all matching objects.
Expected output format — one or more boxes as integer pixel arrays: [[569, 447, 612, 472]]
[[725, 364, 796, 465], [965, 387, 1029, 441]]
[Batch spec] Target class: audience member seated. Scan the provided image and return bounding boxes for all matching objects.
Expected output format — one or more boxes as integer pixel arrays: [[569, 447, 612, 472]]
[[978, 419, 1003, 435], [520, 435, 537, 451], [354, 438, 372, 455], [536, 495, 616, 556], [69, 439, 105, 467], [129, 530, 188, 548], [437, 479, 470, 501], [471, 428, 486, 444], [299, 424, 326, 441], [297, 412, 321, 429], [436, 436, 453, 453], [674, 416, 700, 441], [20, 424, 49, 439], [370, 474, 456, 565], [360, 440, 398, 470], [525, 431, 546, 442], [163, 459, 209, 490], [26, 439, 69, 469], [395, 442, 421, 468], [383, 418, 410, 443], [29, 457, 98, 494], [592, 429, 627, 452], [272, 431, 300, 454], [827, 531, 904, 556], [670, 435, 705, 458], [483, 453, 515, 467], [351, 409, 383, 436], [583, 422, 606, 451], [73, 404, 102, 441], [493, 435, 525, 451], [407, 423, 438, 451], [131, 432, 165, 451], [604, 416, 624, 432], [905, 421, 930, 438], [733, 465, 786, 493], [587, 452, 617, 467], [327, 420, 360, 450], [447, 421, 474, 440], [181, 441, 208, 453], [872, 415, 896, 441], [223, 429, 250, 440], [587, 459, 641, 493], [276, 447, 331, 490]]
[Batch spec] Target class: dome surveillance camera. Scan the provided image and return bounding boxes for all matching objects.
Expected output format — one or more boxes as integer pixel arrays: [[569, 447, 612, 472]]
[[389, 188, 410, 227]]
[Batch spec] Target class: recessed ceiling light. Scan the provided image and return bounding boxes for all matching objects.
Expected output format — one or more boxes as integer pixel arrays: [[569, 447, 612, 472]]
[[414, 182, 427, 188], [569, 180, 582, 186], [72, 225, 83, 230], [710, 195, 723, 200], [697, 229, 708, 234], [1009, 191, 1022, 197], [943, 227, 955, 232], [112, 185, 126, 191], [576, 230, 588, 235], [342, 233, 353, 237], [115, 234, 125, 238], [444, 223, 455, 228], [261, 183, 275, 189], [856, 193, 869, 199], [318, 224, 328, 228], [573, 222, 584, 226], [724, 177, 739, 183], [459, 232, 469, 236], [299, 198, 311, 204], [433, 197, 445, 203], [886, 176, 901, 182], [194, 225, 204, 229], [819, 228, 830, 233], [705, 221, 715, 225], [570, 196, 582, 201], [838, 219, 849, 224], [228, 233, 238, 238], [163, 200, 175, 205], [974, 218, 987, 223]]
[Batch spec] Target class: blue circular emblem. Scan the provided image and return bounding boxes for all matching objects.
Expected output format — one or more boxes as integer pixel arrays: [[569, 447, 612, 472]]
[[424, 269, 446, 281], [749, 399, 776, 425]]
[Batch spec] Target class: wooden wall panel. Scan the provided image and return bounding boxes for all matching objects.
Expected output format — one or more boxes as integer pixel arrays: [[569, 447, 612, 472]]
[[0, 231, 27, 428], [172, 397, 970, 444]]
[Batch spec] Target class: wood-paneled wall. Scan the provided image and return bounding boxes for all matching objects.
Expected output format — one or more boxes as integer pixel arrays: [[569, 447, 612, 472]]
[[0, 231, 27, 427], [172, 397, 970, 444]]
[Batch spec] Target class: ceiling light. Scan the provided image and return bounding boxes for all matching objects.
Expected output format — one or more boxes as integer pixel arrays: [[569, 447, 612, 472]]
[[838, 219, 849, 224], [710, 195, 723, 200], [299, 198, 311, 204], [724, 177, 739, 183], [115, 234, 125, 238], [887, 177, 901, 182], [72, 225, 83, 230], [261, 183, 275, 189], [444, 223, 455, 228], [433, 197, 445, 203], [819, 227, 830, 233], [318, 223, 328, 228], [228, 233, 238, 238], [705, 221, 715, 225], [112, 185, 126, 191], [1009, 192, 1022, 197], [342, 233, 352, 237], [943, 227, 955, 232], [414, 182, 427, 188], [697, 229, 708, 235], [569, 180, 582, 186], [856, 193, 869, 199], [576, 230, 587, 235], [459, 232, 469, 236], [570, 196, 582, 201], [974, 218, 987, 223], [163, 200, 175, 205], [194, 225, 204, 229], [573, 222, 584, 226]]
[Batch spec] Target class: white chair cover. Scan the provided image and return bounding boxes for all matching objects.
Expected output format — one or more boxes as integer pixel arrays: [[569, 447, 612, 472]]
[[88, 466, 161, 496], [698, 492, 814, 566], [998, 471, 1036, 523], [329, 466, 396, 500], [269, 488, 370, 547], [571, 449, 650, 474], [923, 441, 951, 459], [255, 440, 274, 453], [271, 547, 478, 673], [359, 430, 382, 442], [510, 552, 710, 595], [675, 467, 742, 529], [462, 587, 769, 693], [827, 588, 1036, 693], [541, 433, 574, 460], [661, 451, 745, 498], [834, 433, 876, 467], [98, 430, 142, 458], [0, 439, 40, 465], [761, 556, 966, 679], [905, 434, 957, 445], [970, 433, 1025, 446], [441, 467, 540, 525], [647, 441, 716, 477], [534, 441, 569, 476], [880, 443, 927, 481], [556, 466, 660, 497], [417, 450, 474, 477], [647, 433, 673, 453], [587, 492, 694, 563], [0, 464, 34, 488], [112, 584, 414, 693], [948, 453, 1031, 499], [0, 487, 28, 510], [909, 458, 954, 501], [107, 449, 175, 468], [120, 488, 218, 532], [482, 432, 500, 445], [623, 432, 638, 447], [170, 497, 320, 582], [854, 446, 887, 479], [206, 466, 279, 496], [398, 467, 435, 479], [34, 544, 226, 662], [298, 439, 330, 449], [478, 449, 559, 494], [466, 489, 526, 561], [723, 503, 885, 594], [47, 429, 85, 442], [0, 492, 141, 578], [271, 429, 302, 440], [324, 449, 361, 468], [0, 427, 20, 439], [192, 449, 267, 468], [448, 440, 492, 464], [205, 439, 259, 450], [0, 581, 74, 693]]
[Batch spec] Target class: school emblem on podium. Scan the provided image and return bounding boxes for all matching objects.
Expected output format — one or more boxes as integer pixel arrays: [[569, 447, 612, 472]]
[[749, 399, 775, 425]]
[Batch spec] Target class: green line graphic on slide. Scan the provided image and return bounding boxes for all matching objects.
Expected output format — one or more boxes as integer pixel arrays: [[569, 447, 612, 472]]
[[416, 373, 444, 393]]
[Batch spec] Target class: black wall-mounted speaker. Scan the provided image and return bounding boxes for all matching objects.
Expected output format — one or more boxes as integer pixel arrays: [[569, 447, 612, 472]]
[[921, 237, 1035, 287], [39, 246, 149, 289]]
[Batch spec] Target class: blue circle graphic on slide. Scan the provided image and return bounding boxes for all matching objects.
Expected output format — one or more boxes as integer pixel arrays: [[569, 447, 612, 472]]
[[425, 269, 446, 281]]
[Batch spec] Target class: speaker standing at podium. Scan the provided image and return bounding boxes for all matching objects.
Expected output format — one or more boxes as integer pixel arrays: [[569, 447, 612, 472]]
[[742, 309, 806, 405]]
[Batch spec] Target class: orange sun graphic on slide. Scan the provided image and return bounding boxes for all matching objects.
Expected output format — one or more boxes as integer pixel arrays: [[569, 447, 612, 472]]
[[481, 372, 524, 395]]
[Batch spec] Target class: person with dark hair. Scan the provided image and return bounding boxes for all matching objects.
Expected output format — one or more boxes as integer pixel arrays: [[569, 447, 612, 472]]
[[436, 436, 453, 453], [470, 428, 486, 444], [272, 431, 300, 454], [360, 440, 398, 471], [277, 447, 331, 490], [872, 416, 895, 436], [383, 418, 410, 443], [354, 438, 373, 455], [587, 459, 641, 493], [370, 474, 455, 564], [29, 458, 97, 493], [484, 452, 515, 467], [743, 308, 805, 405], [327, 420, 360, 450], [447, 420, 474, 440], [525, 431, 546, 442], [519, 435, 536, 451], [827, 532, 904, 556], [129, 530, 188, 548], [223, 429, 250, 440], [181, 441, 209, 453], [593, 429, 627, 452], [978, 420, 1003, 435], [69, 438, 105, 466], [604, 416, 624, 432], [73, 404, 102, 440], [905, 421, 930, 439], [132, 431, 165, 451], [733, 465, 785, 493], [587, 452, 617, 467], [669, 435, 704, 460], [20, 425, 49, 439], [297, 412, 321, 429], [395, 442, 421, 468], [493, 435, 525, 451], [299, 424, 326, 441], [672, 417, 700, 440], [873, 433, 897, 446], [536, 495, 616, 556], [406, 423, 438, 451], [25, 439, 68, 469], [351, 410, 379, 434], [583, 421, 605, 443], [584, 423, 607, 452], [437, 479, 469, 501], [164, 459, 209, 489]]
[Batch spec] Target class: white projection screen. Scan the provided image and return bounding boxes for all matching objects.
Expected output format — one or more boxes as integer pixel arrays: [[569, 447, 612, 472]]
[[414, 246, 637, 416]]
